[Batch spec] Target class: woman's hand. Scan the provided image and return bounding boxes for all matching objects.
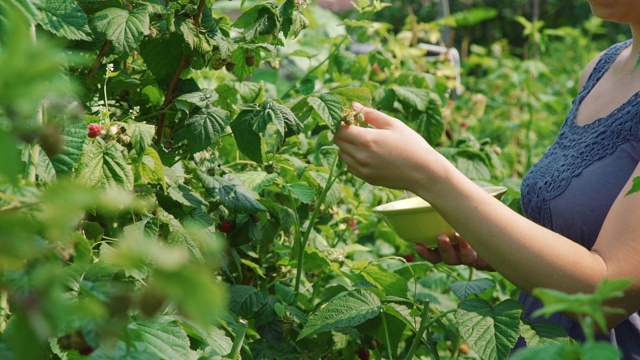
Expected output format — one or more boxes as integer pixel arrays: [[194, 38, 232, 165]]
[[334, 104, 447, 193], [414, 234, 494, 271]]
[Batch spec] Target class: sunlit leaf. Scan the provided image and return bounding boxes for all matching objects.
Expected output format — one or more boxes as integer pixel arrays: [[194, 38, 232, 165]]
[[450, 278, 494, 301], [92, 5, 150, 56], [299, 289, 382, 339], [455, 298, 522, 360], [37, 0, 92, 41], [74, 138, 134, 190]]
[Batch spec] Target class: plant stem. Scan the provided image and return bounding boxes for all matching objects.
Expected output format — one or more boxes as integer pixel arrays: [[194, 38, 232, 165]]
[[155, 0, 205, 145], [88, 41, 112, 80], [293, 154, 341, 295], [381, 309, 394, 359], [228, 318, 248, 360]]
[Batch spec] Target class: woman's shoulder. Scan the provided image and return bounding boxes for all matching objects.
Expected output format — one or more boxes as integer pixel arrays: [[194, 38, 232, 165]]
[[578, 39, 633, 90]]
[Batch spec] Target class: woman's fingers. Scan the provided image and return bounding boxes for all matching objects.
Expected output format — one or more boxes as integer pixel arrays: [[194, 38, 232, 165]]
[[436, 234, 462, 265], [414, 243, 443, 264], [456, 235, 479, 265]]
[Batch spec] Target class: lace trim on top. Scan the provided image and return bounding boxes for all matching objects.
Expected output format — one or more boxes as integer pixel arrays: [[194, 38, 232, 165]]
[[521, 39, 640, 227]]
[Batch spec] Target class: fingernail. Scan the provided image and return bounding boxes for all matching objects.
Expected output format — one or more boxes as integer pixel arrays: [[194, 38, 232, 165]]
[[437, 234, 448, 241], [352, 102, 363, 110]]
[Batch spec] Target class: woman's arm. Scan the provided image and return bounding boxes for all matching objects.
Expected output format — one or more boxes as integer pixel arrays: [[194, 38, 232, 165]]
[[334, 105, 640, 328]]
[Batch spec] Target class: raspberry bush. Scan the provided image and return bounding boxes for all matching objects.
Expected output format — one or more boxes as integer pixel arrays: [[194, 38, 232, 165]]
[[0, 1, 625, 359]]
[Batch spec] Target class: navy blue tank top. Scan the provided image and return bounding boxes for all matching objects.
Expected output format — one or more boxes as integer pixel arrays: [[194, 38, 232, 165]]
[[519, 39, 640, 358]]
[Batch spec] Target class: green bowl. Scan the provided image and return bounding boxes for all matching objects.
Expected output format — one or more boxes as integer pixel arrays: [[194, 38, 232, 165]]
[[372, 186, 508, 248]]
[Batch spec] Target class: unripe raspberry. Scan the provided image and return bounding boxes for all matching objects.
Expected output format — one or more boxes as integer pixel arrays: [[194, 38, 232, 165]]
[[245, 55, 257, 67], [88, 123, 102, 138]]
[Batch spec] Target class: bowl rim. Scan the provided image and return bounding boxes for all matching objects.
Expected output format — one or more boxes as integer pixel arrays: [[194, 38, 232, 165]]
[[372, 185, 508, 215]]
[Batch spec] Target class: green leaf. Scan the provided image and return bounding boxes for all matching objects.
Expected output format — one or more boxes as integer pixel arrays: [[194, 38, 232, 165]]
[[392, 85, 430, 111], [0, 128, 22, 185], [230, 46, 259, 80], [92, 5, 150, 56], [175, 89, 219, 110], [509, 343, 577, 360], [231, 109, 265, 164], [121, 121, 155, 156], [455, 298, 522, 360], [519, 320, 570, 347], [285, 183, 315, 204], [299, 289, 382, 339], [138, 147, 164, 185], [49, 122, 87, 175], [196, 171, 267, 213], [355, 263, 409, 298], [174, 106, 230, 153], [450, 278, 494, 301], [308, 93, 344, 131], [37, 0, 92, 41], [414, 96, 444, 146], [132, 317, 193, 360], [279, 0, 308, 39], [139, 33, 186, 90], [579, 341, 622, 360], [229, 285, 269, 317], [216, 176, 267, 213], [233, 171, 277, 192], [73, 138, 134, 190], [232, 2, 279, 41], [330, 87, 372, 107]]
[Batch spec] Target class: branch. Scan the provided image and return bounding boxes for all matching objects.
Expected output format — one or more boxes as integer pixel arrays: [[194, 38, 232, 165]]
[[88, 41, 112, 80], [154, 0, 207, 145]]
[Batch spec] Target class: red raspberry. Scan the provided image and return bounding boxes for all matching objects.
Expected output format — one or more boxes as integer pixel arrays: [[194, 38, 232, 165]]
[[218, 219, 235, 233], [88, 123, 102, 138], [356, 347, 370, 360], [371, 63, 380, 72], [402, 254, 415, 263]]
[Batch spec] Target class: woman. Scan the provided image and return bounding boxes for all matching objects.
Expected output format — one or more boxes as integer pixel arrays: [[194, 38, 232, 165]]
[[334, 1, 640, 357]]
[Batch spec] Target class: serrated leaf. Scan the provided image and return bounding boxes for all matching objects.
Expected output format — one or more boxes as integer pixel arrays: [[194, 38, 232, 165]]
[[308, 93, 344, 131], [450, 278, 494, 301], [286, 183, 315, 204], [231, 46, 259, 80], [121, 121, 155, 156], [414, 97, 444, 145], [330, 87, 372, 107], [37, 0, 91, 41], [160, 210, 204, 261], [280, 0, 308, 39], [232, 2, 278, 41], [217, 177, 267, 213], [175, 106, 230, 153], [357, 264, 409, 298], [231, 109, 265, 164], [229, 285, 269, 317], [49, 122, 87, 175], [138, 147, 164, 185], [455, 298, 522, 360], [234, 171, 277, 192], [392, 85, 430, 111], [175, 89, 219, 110], [74, 139, 134, 190], [299, 289, 382, 339], [519, 320, 570, 347], [196, 171, 267, 213], [132, 317, 193, 360], [92, 5, 150, 56]]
